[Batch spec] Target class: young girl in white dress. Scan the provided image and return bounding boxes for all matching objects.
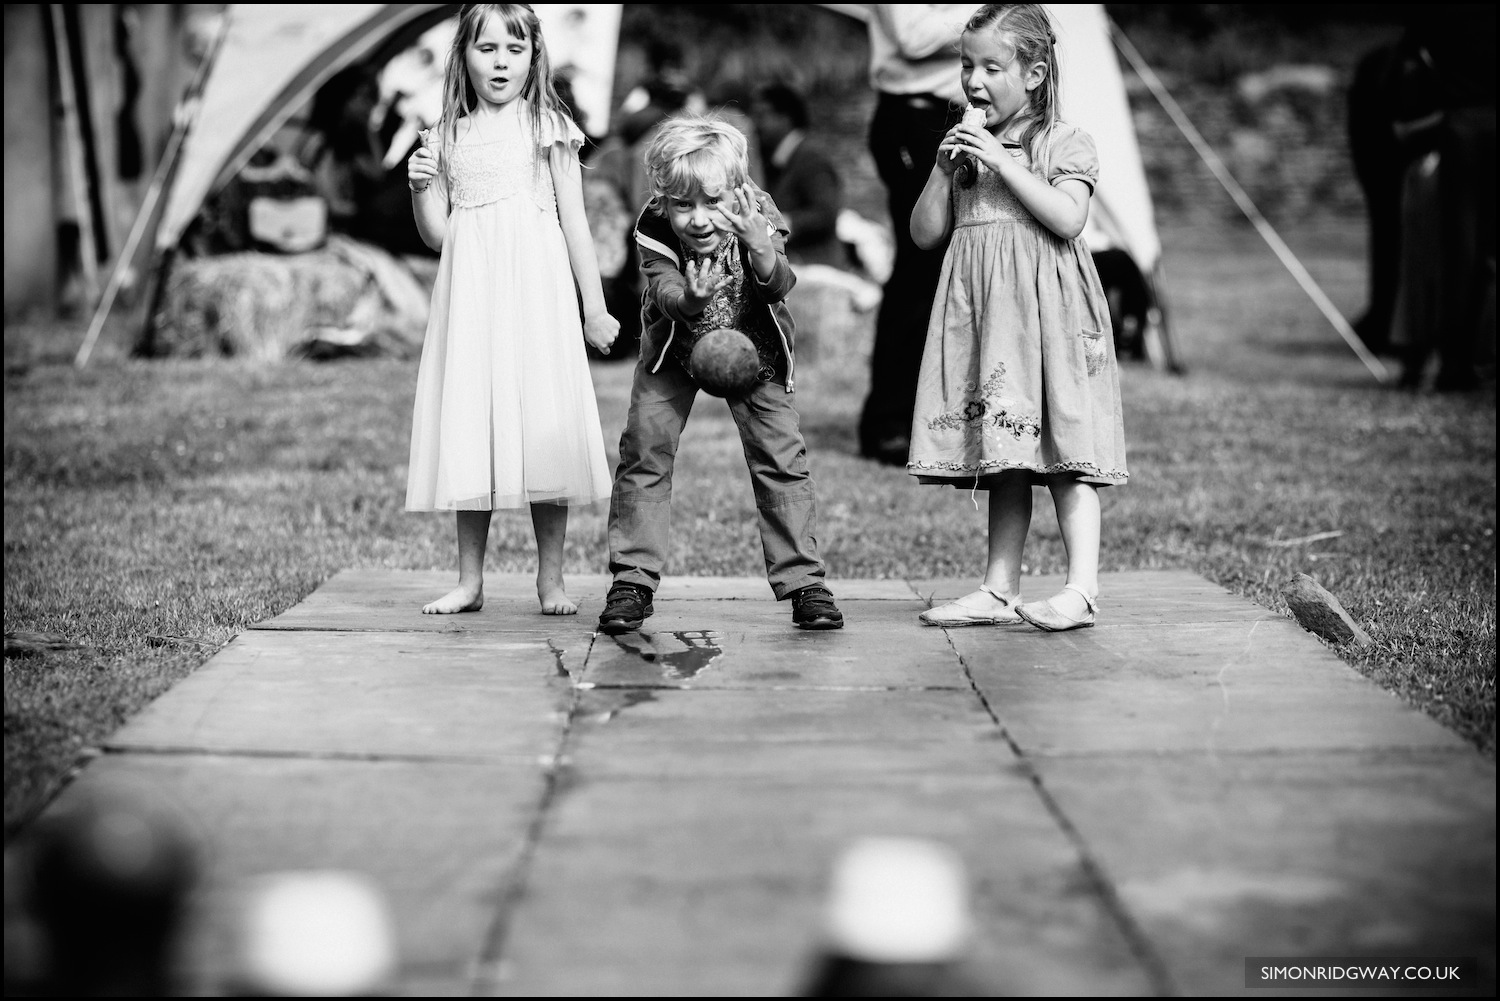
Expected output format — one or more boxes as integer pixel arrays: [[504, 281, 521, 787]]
[[405, 3, 618, 615]]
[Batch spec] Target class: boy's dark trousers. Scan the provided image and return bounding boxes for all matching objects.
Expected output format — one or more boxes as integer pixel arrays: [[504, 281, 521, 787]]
[[607, 355, 826, 599]]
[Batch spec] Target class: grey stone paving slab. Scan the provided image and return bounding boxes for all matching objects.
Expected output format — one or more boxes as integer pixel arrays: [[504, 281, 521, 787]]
[[1033, 750, 1497, 996], [563, 687, 1007, 779], [104, 630, 576, 760], [252, 571, 914, 634], [252, 570, 614, 635], [913, 570, 1280, 624], [564, 690, 1020, 780], [951, 618, 1467, 755], [582, 600, 965, 689], [52, 752, 549, 997], [489, 776, 1154, 997]]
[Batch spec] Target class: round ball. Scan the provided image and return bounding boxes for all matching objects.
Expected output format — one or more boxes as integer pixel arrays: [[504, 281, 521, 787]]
[[689, 328, 761, 398]]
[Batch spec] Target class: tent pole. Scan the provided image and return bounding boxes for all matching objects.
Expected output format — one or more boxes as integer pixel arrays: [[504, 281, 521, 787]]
[[1108, 19, 1392, 385], [72, 117, 183, 367], [74, 8, 232, 369], [61, 6, 112, 263], [49, 5, 102, 309], [1143, 264, 1183, 374]]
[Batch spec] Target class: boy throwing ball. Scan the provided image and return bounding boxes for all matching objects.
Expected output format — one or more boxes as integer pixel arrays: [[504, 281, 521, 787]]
[[598, 113, 843, 633]]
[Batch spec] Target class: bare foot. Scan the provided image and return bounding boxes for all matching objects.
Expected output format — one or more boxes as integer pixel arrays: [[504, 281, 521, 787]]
[[538, 587, 578, 615], [537, 573, 577, 615], [422, 584, 483, 614]]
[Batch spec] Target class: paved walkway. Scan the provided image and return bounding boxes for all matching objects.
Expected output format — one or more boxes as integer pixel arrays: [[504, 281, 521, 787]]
[[43, 569, 1495, 995]]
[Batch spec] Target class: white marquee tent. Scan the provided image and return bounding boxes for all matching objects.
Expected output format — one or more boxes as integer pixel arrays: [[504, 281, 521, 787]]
[[96, 3, 1176, 369]]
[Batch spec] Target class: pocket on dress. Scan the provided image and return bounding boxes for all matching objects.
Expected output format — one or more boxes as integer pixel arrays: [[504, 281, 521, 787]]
[[1080, 326, 1109, 376]]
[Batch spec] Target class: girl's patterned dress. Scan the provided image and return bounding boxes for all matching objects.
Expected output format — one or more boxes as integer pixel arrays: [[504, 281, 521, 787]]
[[907, 122, 1128, 488]]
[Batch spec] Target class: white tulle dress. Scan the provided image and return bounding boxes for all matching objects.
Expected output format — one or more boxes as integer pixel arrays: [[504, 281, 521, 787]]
[[405, 102, 612, 512]]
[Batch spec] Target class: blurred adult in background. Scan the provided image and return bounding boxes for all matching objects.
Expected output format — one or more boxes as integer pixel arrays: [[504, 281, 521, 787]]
[[707, 79, 766, 185], [750, 83, 845, 269], [858, 4, 982, 466], [307, 65, 421, 254], [1348, 4, 1495, 390], [1347, 44, 1404, 357], [598, 36, 702, 211], [588, 39, 704, 357]]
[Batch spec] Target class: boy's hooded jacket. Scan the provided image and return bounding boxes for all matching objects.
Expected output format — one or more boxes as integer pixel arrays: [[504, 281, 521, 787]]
[[632, 188, 801, 392]]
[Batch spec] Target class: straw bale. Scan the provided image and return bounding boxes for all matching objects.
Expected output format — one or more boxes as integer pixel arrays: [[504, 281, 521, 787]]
[[788, 264, 881, 365], [150, 236, 431, 361]]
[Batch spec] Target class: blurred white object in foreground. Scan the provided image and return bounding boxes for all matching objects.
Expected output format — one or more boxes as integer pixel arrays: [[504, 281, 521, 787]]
[[826, 837, 971, 964], [235, 870, 397, 996]]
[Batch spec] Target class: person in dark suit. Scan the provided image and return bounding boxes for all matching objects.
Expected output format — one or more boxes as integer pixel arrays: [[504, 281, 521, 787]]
[[750, 82, 846, 270], [857, 4, 981, 465], [1348, 4, 1495, 389]]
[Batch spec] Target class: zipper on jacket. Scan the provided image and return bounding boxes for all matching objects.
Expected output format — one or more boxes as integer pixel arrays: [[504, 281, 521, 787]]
[[767, 302, 795, 393], [651, 318, 677, 374]]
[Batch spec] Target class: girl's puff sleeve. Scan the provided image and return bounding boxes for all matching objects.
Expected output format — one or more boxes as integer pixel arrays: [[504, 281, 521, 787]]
[[1048, 125, 1099, 194], [541, 110, 586, 159]]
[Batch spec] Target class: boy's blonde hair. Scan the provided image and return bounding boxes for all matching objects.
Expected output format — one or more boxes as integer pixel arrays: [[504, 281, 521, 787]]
[[641, 113, 750, 214]]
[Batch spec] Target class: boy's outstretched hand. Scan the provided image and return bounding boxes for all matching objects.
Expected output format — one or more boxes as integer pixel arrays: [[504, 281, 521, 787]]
[[714, 184, 774, 260], [683, 256, 731, 313]]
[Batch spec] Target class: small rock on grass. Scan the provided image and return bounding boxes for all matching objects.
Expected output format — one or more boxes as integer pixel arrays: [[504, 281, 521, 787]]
[[1279, 573, 1374, 647]]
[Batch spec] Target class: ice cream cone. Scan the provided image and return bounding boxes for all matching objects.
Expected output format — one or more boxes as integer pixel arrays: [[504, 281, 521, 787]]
[[953, 105, 989, 158]]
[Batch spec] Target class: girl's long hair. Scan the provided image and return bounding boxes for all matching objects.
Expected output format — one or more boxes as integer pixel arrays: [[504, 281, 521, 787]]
[[437, 4, 570, 178], [961, 4, 1061, 178]]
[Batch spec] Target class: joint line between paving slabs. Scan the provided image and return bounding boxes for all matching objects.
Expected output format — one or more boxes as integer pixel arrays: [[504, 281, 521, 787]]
[[467, 634, 593, 995], [94, 745, 511, 765], [941, 630, 1180, 997]]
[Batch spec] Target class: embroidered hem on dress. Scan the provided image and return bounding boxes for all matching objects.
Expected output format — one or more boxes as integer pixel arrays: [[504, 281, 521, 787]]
[[907, 457, 1128, 484]]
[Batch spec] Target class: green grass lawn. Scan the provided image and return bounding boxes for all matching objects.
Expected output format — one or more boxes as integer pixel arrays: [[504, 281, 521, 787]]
[[4, 217, 1494, 832]]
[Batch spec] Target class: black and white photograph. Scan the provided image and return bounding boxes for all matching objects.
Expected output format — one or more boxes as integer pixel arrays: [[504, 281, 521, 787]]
[[4, 3, 1494, 995]]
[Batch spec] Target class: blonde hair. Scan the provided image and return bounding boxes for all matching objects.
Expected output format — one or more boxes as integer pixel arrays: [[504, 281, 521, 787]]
[[437, 4, 571, 177], [963, 4, 1060, 167], [641, 113, 750, 214]]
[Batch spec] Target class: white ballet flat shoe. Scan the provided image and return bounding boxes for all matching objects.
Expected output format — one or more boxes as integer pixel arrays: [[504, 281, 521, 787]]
[[1016, 583, 1099, 632], [919, 584, 1023, 626]]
